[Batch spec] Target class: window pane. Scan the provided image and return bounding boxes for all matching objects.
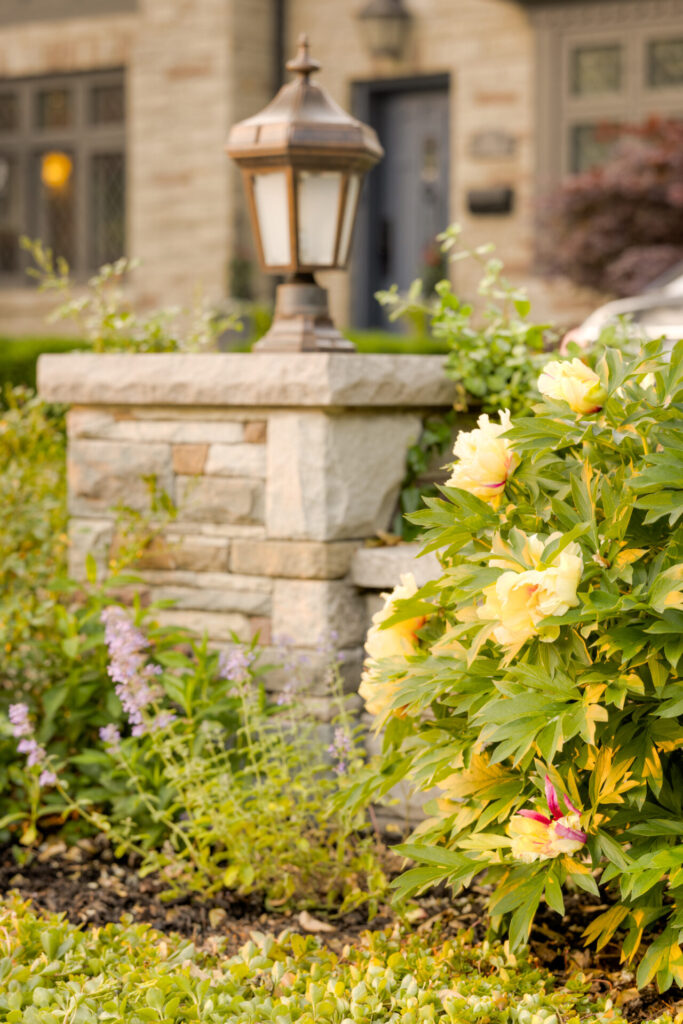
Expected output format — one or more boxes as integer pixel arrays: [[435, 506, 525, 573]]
[[36, 88, 72, 129], [90, 83, 124, 125], [0, 93, 18, 134], [297, 171, 342, 265], [90, 153, 125, 266], [37, 149, 75, 265], [253, 171, 291, 267], [0, 154, 20, 272], [648, 38, 683, 87], [570, 123, 619, 173], [571, 45, 622, 95]]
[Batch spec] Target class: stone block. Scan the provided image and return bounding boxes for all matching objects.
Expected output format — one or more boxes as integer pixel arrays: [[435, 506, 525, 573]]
[[172, 444, 208, 474], [266, 411, 422, 541], [272, 579, 367, 649], [175, 475, 264, 524], [205, 443, 266, 478], [68, 439, 173, 515], [153, 608, 257, 643], [144, 583, 270, 616], [221, 643, 363, 697], [230, 539, 358, 579], [68, 517, 115, 579], [68, 409, 243, 444], [244, 419, 267, 443], [351, 543, 442, 590], [132, 533, 230, 572]]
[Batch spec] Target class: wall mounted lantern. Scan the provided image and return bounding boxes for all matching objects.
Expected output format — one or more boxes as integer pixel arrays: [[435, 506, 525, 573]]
[[357, 0, 411, 60], [226, 35, 383, 352]]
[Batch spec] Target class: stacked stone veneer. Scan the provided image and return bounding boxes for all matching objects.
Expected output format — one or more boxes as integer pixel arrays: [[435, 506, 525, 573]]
[[39, 352, 454, 707]]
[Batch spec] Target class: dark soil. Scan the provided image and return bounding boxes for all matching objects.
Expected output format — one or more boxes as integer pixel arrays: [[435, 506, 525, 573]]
[[0, 837, 680, 1021]]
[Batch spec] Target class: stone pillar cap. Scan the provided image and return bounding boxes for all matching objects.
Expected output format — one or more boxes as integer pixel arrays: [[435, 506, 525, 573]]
[[38, 352, 455, 408]]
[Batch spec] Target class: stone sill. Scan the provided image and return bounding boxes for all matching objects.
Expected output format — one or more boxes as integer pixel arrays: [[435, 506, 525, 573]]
[[37, 352, 454, 408], [350, 543, 441, 590]]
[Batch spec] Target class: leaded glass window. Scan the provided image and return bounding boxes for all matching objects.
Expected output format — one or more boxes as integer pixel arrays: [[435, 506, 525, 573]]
[[0, 70, 125, 284], [0, 93, 18, 134], [91, 153, 125, 266], [570, 123, 619, 173], [648, 38, 683, 88], [571, 45, 622, 95]]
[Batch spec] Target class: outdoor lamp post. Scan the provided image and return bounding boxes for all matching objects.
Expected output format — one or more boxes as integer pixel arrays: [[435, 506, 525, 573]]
[[226, 34, 383, 352], [357, 0, 412, 60]]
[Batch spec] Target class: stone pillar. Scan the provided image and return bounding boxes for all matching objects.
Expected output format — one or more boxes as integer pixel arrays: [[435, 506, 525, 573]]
[[38, 352, 453, 706]]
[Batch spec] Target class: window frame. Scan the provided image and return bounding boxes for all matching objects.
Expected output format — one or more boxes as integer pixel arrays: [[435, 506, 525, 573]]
[[533, 0, 683, 185], [0, 68, 126, 285]]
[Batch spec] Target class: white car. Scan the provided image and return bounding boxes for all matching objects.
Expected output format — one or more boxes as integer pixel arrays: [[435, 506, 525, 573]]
[[564, 262, 683, 350]]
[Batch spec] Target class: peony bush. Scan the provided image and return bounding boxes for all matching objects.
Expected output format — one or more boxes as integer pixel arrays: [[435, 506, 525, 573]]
[[353, 338, 683, 991]]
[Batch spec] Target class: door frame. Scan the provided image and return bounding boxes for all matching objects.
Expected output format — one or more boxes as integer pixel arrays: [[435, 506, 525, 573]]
[[351, 73, 450, 328]]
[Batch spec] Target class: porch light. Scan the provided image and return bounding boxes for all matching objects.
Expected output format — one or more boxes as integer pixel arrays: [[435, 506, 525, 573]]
[[226, 34, 383, 351], [357, 0, 411, 60]]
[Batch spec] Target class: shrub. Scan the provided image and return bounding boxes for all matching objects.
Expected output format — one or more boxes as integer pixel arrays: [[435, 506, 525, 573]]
[[0, 897, 660, 1024], [542, 118, 683, 296], [351, 337, 683, 990]]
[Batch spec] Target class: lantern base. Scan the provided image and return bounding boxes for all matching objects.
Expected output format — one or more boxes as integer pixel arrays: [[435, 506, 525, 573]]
[[254, 280, 356, 353]]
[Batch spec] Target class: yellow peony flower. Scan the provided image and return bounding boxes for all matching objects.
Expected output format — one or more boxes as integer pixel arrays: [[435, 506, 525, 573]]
[[508, 812, 586, 862], [446, 410, 519, 507], [538, 358, 607, 415], [509, 776, 587, 862], [477, 532, 583, 652], [359, 573, 426, 719]]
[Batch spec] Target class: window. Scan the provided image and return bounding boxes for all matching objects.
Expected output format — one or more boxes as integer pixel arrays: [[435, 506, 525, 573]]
[[534, 2, 683, 181], [0, 69, 125, 282]]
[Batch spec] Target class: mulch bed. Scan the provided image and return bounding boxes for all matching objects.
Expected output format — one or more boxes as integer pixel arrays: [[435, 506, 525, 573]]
[[0, 836, 680, 1021]]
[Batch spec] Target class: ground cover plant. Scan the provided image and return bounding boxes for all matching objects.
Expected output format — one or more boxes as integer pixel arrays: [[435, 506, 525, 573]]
[[352, 336, 683, 991], [0, 896, 668, 1024]]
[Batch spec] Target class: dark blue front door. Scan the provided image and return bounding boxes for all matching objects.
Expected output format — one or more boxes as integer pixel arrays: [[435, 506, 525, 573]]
[[353, 78, 450, 329]]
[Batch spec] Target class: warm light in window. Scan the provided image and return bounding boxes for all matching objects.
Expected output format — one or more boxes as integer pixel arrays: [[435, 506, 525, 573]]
[[41, 150, 73, 190]]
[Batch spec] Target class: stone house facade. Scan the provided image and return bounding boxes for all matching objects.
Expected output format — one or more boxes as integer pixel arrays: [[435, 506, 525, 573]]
[[2, 0, 683, 336]]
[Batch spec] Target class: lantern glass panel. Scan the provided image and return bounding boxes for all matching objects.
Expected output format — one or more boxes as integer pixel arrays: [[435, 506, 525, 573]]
[[253, 170, 291, 266], [338, 174, 360, 264], [297, 170, 342, 265]]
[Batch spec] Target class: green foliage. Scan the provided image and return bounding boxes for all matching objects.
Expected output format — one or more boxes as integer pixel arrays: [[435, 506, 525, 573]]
[[0, 337, 86, 396], [21, 237, 239, 352], [0, 388, 67, 693], [377, 224, 553, 418], [350, 336, 683, 990], [0, 897, 662, 1024]]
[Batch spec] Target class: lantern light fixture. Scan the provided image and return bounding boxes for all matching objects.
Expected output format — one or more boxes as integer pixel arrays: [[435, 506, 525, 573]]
[[226, 34, 384, 352], [357, 0, 412, 60]]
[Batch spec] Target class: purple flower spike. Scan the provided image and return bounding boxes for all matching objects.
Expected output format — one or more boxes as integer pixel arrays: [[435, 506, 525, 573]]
[[545, 775, 561, 820], [38, 770, 58, 788], [8, 703, 32, 738]]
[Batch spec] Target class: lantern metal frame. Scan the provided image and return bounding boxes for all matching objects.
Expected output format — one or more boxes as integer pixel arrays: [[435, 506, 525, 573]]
[[226, 35, 384, 352]]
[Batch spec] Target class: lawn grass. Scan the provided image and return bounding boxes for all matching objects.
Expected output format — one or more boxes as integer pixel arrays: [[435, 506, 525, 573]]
[[0, 336, 87, 393]]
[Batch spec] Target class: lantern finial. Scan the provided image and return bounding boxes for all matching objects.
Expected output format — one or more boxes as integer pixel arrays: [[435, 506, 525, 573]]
[[286, 34, 321, 79]]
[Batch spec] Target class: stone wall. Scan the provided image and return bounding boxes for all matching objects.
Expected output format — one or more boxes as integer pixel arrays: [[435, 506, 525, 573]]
[[39, 351, 454, 709]]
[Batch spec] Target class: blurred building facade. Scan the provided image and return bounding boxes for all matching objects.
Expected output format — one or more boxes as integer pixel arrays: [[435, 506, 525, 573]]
[[1, 0, 683, 335]]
